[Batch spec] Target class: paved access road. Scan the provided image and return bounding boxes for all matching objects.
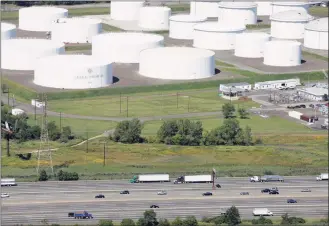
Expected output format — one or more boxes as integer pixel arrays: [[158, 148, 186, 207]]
[[1, 176, 328, 225]]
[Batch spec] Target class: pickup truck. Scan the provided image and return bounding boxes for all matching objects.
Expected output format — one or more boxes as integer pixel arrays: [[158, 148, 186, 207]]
[[68, 211, 93, 219]]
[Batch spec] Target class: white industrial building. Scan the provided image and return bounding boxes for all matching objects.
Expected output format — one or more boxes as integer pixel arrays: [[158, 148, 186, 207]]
[[263, 40, 302, 67], [110, 1, 144, 21], [219, 82, 252, 91], [297, 87, 329, 101], [218, 2, 258, 25], [92, 32, 164, 63], [1, 39, 65, 70], [254, 78, 301, 90], [270, 10, 314, 39], [271, 1, 310, 14], [138, 6, 171, 30], [235, 32, 271, 58], [1, 22, 16, 40], [169, 14, 207, 40], [193, 22, 246, 50], [304, 17, 328, 50], [34, 55, 113, 89], [51, 18, 102, 44], [139, 47, 215, 80], [19, 6, 68, 32], [190, 1, 220, 18], [256, 1, 272, 16]]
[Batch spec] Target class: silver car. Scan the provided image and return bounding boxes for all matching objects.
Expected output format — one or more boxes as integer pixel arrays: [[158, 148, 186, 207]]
[[157, 190, 167, 195]]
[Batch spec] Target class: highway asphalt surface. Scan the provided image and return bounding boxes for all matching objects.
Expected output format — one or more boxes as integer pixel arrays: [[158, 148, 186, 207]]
[[1, 176, 328, 225]]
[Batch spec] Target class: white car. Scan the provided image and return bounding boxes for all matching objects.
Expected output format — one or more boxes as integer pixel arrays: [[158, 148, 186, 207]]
[[1, 193, 9, 198], [157, 190, 167, 195]]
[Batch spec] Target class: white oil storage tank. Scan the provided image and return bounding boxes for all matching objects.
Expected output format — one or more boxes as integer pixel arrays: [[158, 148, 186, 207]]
[[1, 22, 16, 40], [92, 32, 164, 63], [139, 47, 215, 80], [255, 1, 273, 16], [169, 14, 207, 40], [190, 1, 220, 18], [138, 6, 171, 30], [304, 17, 328, 50], [271, 1, 310, 14], [1, 39, 65, 70], [110, 1, 144, 21], [51, 18, 102, 44], [218, 2, 258, 25], [19, 6, 68, 32], [270, 10, 314, 39], [193, 22, 246, 50], [235, 32, 271, 58], [263, 40, 302, 67], [34, 55, 113, 89]]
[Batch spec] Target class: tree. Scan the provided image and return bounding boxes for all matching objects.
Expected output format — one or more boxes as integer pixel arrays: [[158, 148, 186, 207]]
[[121, 218, 136, 226], [158, 219, 170, 226], [99, 220, 114, 226], [157, 120, 178, 143], [136, 210, 159, 226], [238, 108, 249, 119], [182, 216, 198, 226], [38, 169, 48, 181], [47, 121, 61, 141], [222, 103, 235, 118], [225, 206, 241, 226], [219, 119, 243, 145], [171, 217, 183, 226], [112, 118, 143, 143]]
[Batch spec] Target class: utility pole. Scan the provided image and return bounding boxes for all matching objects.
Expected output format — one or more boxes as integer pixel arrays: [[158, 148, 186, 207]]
[[59, 112, 62, 132], [119, 93, 122, 113], [103, 143, 106, 167], [126, 96, 129, 117]]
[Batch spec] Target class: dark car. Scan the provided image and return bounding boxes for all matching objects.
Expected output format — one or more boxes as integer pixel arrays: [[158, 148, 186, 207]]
[[202, 192, 213, 196], [95, 194, 105, 198], [299, 104, 306, 108], [287, 199, 297, 203], [68, 212, 74, 217], [216, 184, 221, 188], [269, 190, 279, 195], [261, 188, 271, 193], [120, 190, 130, 194], [150, 205, 159, 208], [240, 192, 249, 195]]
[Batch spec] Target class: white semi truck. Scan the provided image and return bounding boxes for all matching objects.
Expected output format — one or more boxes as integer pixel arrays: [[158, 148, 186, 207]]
[[250, 175, 284, 182], [252, 208, 273, 216], [316, 173, 328, 181], [1, 178, 17, 186], [174, 175, 213, 183], [130, 174, 170, 183]]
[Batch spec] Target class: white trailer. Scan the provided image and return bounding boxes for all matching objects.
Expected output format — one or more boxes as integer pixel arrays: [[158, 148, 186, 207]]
[[1, 178, 17, 186], [138, 174, 170, 183], [316, 173, 328, 181], [252, 208, 273, 216], [184, 175, 212, 183]]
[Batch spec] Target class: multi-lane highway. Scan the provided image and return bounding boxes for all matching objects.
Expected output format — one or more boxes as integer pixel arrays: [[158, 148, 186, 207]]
[[1, 176, 328, 225]]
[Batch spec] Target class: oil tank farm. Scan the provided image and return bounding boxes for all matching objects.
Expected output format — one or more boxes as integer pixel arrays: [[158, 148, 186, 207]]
[[1, 22, 16, 40], [304, 17, 328, 50], [169, 15, 207, 40], [190, 1, 220, 18], [19, 6, 68, 31], [139, 47, 215, 80], [193, 22, 246, 50], [50, 18, 102, 44], [218, 2, 258, 25], [271, 1, 310, 14], [270, 10, 314, 39], [1, 39, 65, 70], [138, 6, 171, 30], [235, 32, 271, 58], [92, 32, 164, 63], [263, 40, 302, 67], [34, 55, 113, 89], [255, 1, 272, 16], [110, 1, 144, 21]]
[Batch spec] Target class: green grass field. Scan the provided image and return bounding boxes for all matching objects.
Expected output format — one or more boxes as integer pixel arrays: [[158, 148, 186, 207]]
[[309, 6, 329, 17]]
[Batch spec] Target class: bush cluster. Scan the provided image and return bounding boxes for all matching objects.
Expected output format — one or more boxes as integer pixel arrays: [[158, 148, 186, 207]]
[[38, 170, 79, 181]]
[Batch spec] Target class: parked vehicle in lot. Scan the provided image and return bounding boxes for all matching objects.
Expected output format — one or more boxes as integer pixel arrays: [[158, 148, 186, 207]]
[[287, 199, 297, 203], [301, 188, 311, 192], [261, 188, 271, 193], [150, 205, 159, 208], [1, 193, 9, 198], [252, 208, 273, 216], [202, 192, 213, 196], [157, 190, 167, 195], [95, 194, 105, 198], [120, 190, 130, 194], [69, 211, 93, 219], [240, 192, 249, 195], [269, 190, 279, 195]]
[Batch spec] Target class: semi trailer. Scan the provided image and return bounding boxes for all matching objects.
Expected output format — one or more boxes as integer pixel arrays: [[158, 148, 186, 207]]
[[1, 178, 17, 187], [130, 174, 170, 183], [316, 173, 328, 181], [250, 175, 284, 182], [174, 175, 213, 183]]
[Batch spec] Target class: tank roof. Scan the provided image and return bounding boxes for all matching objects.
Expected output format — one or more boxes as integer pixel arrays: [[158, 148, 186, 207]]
[[270, 10, 314, 22], [218, 2, 257, 9], [305, 17, 328, 32]]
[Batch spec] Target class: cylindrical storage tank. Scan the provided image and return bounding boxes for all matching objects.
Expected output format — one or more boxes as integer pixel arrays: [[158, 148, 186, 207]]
[[218, 2, 258, 25], [138, 7, 171, 30], [1, 39, 65, 70], [235, 32, 271, 58], [19, 7, 68, 31], [193, 22, 246, 50], [270, 10, 314, 39], [1, 22, 16, 40], [263, 40, 302, 67], [110, 1, 144, 21], [304, 17, 328, 50], [51, 18, 102, 44], [271, 2, 310, 14], [34, 55, 113, 89], [190, 1, 220, 18], [92, 32, 164, 63], [139, 47, 215, 80], [255, 1, 272, 16], [169, 15, 207, 40]]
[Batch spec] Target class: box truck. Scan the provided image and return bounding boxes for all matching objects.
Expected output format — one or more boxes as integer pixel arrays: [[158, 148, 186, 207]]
[[1, 178, 17, 187], [174, 175, 213, 183], [252, 208, 273, 216], [316, 173, 328, 181], [130, 174, 170, 183]]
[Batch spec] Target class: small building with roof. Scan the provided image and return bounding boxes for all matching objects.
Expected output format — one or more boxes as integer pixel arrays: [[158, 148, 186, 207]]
[[254, 78, 301, 90], [219, 82, 251, 100], [297, 87, 328, 101]]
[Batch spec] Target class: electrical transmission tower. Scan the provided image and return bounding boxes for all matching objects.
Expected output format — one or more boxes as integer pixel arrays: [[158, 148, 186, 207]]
[[36, 94, 54, 175]]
